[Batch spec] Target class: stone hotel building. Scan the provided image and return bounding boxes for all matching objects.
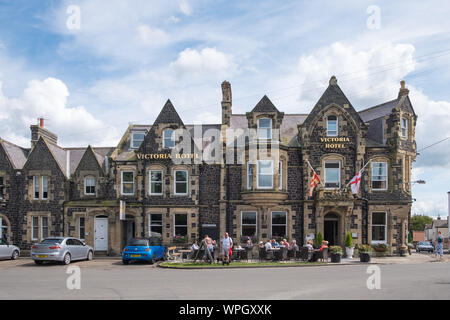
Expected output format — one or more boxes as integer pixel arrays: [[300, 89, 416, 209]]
[[0, 76, 417, 255]]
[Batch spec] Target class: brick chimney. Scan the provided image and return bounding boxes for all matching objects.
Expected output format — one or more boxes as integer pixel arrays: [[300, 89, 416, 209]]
[[398, 80, 410, 98], [30, 117, 58, 148], [221, 80, 232, 126]]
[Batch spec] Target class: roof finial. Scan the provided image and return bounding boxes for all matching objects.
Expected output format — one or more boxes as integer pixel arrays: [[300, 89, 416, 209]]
[[329, 75, 337, 85], [398, 80, 409, 97]]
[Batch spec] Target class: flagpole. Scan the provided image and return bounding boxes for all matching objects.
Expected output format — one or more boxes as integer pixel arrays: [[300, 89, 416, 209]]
[[305, 159, 324, 187]]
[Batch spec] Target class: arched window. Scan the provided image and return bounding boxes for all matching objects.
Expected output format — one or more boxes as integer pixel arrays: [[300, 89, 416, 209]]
[[327, 115, 338, 136], [163, 129, 175, 148]]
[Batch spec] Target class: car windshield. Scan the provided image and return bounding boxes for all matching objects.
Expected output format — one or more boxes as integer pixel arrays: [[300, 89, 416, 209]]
[[419, 242, 431, 245], [128, 239, 149, 246], [41, 239, 63, 244]]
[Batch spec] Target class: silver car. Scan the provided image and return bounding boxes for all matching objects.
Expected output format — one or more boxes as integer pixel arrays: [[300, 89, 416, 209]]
[[31, 237, 94, 265], [0, 238, 20, 260]]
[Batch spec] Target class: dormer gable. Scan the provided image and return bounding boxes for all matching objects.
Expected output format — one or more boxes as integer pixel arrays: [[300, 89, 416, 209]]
[[74, 145, 105, 177], [23, 137, 67, 178]]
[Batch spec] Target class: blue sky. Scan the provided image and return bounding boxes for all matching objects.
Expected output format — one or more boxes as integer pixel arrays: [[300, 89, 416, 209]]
[[0, 0, 449, 218]]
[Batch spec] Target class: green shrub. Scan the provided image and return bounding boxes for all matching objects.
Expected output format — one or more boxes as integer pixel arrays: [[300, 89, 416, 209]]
[[315, 232, 323, 247], [329, 246, 343, 255], [356, 244, 372, 253], [345, 232, 353, 248]]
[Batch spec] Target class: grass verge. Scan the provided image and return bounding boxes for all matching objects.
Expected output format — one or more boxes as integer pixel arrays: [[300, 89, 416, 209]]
[[159, 261, 327, 268]]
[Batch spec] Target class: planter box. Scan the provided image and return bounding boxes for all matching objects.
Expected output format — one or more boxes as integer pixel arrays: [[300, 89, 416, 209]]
[[359, 252, 371, 263], [330, 253, 341, 263]]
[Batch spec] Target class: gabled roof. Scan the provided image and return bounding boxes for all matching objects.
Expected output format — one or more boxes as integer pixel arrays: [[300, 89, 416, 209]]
[[359, 99, 398, 122], [153, 99, 184, 126], [251, 95, 280, 113], [73, 145, 105, 174], [0, 139, 29, 169]]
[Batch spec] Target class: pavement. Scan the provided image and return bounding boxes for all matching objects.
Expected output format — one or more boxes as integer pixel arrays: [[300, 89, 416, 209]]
[[0, 252, 448, 299]]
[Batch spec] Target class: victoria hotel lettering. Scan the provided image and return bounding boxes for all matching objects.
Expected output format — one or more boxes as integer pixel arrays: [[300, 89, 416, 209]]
[[0, 76, 417, 254]]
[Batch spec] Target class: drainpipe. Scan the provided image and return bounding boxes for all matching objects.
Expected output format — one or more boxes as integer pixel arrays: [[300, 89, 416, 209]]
[[358, 197, 369, 245]]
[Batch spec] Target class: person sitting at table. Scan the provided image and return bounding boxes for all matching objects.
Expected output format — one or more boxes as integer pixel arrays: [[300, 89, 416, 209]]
[[309, 240, 328, 262], [272, 239, 280, 248], [191, 241, 199, 251], [265, 239, 273, 251], [290, 239, 298, 251], [246, 236, 253, 248], [304, 240, 314, 252], [282, 239, 290, 250]]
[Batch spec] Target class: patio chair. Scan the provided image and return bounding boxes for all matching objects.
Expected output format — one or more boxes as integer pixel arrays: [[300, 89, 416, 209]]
[[258, 247, 266, 262], [319, 248, 328, 262], [245, 246, 253, 262], [299, 247, 310, 261]]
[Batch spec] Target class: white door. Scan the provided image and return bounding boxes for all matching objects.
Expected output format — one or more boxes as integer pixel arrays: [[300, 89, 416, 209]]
[[94, 218, 108, 251]]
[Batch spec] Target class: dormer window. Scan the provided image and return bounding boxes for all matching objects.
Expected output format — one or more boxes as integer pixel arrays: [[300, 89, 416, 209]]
[[327, 115, 338, 136], [131, 132, 145, 149], [163, 129, 175, 148], [84, 176, 96, 195], [258, 118, 272, 140], [401, 117, 408, 139]]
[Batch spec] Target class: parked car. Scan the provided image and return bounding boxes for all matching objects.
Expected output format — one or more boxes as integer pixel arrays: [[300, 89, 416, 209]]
[[416, 241, 434, 253], [31, 237, 94, 265], [122, 237, 166, 264], [0, 238, 20, 260]]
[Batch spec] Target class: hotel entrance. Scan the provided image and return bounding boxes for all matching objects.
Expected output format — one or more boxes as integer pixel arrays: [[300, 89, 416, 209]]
[[324, 213, 339, 246]]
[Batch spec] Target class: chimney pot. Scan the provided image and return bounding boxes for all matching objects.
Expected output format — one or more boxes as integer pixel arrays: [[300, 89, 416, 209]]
[[39, 118, 44, 128]]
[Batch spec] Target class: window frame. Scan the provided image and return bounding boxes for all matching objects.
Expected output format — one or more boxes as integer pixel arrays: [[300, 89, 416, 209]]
[[149, 213, 163, 238], [174, 170, 188, 195], [41, 216, 48, 240], [79, 216, 85, 240], [327, 115, 338, 137], [401, 117, 408, 139], [257, 118, 272, 140], [371, 212, 387, 244], [84, 176, 96, 196], [173, 213, 188, 238], [41, 176, 49, 200], [32, 216, 39, 241], [247, 162, 254, 190], [149, 170, 164, 196], [271, 211, 287, 239], [121, 171, 135, 196], [278, 161, 283, 190], [241, 211, 257, 238], [257, 160, 274, 189], [33, 176, 40, 200], [371, 162, 388, 191], [130, 131, 145, 149], [324, 160, 341, 189], [163, 129, 175, 149]]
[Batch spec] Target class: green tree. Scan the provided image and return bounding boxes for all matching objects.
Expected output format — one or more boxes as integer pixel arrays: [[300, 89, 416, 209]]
[[410, 215, 433, 231], [315, 232, 323, 247], [345, 232, 353, 248]]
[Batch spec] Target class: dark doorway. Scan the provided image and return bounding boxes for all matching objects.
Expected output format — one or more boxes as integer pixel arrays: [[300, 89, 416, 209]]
[[121, 217, 135, 250], [324, 213, 339, 246]]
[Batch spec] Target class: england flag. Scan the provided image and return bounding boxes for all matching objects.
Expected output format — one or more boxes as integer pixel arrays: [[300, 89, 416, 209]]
[[349, 170, 362, 195]]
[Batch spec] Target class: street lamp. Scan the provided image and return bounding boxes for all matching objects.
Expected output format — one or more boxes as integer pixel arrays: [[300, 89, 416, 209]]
[[411, 180, 426, 186]]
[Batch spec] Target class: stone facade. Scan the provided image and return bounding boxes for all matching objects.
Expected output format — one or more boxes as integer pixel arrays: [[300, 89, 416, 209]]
[[0, 76, 417, 255]]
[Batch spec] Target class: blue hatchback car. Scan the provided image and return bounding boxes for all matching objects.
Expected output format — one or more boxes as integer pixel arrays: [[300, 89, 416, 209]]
[[122, 237, 166, 264]]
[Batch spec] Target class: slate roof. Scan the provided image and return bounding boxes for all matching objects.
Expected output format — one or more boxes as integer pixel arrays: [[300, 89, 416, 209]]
[[359, 99, 398, 122], [0, 139, 29, 169], [153, 99, 184, 126], [251, 95, 280, 113]]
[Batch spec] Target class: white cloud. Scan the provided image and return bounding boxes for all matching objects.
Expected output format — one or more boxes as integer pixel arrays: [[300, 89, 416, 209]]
[[137, 25, 170, 46], [0, 78, 119, 147], [179, 0, 192, 16], [170, 47, 237, 78]]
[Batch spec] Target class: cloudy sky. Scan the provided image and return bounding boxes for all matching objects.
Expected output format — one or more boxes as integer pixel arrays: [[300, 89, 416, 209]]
[[0, 0, 449, 218]]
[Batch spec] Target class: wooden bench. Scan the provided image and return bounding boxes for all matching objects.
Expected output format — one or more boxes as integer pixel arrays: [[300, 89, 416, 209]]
[[167, 246, 181, 261]]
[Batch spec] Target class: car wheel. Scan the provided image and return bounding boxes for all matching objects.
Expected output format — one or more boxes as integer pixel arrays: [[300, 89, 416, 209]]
[[34, 260, 43, 265], [63, 253, 71, 265], [122, 260, 129, 265], [86, 250, 93, 261], [11, 250, 19, 260], [151, 253, 156, 264]]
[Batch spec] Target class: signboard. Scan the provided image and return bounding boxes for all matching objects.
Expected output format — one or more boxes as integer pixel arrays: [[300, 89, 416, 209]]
[[202, 224, 217, 227], [136, 153, 199, 160], [320, 137, 350, 149], [119, 201, 126, 221]]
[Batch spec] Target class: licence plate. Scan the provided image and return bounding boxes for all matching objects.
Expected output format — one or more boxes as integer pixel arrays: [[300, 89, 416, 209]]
[[37, 255, 48, 258], [130, 254, 141, 257]]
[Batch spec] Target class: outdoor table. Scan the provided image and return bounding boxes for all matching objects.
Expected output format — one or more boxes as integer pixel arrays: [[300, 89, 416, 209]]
[[232, 248, 245, 261], [178, 249, 191, 261], [272, 247, 282, 260]]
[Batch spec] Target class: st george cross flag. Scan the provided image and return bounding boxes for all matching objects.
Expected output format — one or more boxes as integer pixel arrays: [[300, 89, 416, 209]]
[[349, 170, 362, 195], [309, 172, 321, 197]]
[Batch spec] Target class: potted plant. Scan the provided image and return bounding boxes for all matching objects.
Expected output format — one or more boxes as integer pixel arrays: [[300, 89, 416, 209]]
[[173, 235, 188, 244], [372, 243, 387, 253], [400, 244, 408, 256], [329, 246, 343, 263], [345, 232, 354, 258], [357, 244, 371, 262]]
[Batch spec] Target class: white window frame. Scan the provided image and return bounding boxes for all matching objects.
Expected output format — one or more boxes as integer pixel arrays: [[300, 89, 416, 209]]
[[371, 212, 387, 244], [131, 131, 145, 149], [241, 211, 257, 238], [149, 213, 163, 237], [42, 176, 48, 200], [401, 117, 408, 139], [163, 129, 175, 149], [78, 217, 85, 240], [121, 171, 135, 195], [41, 216, 48, 240], [174, 170, 188, 195], [372, 162, 388, 191], [33, 176, 40, 200], [149, 170, 163, 196], [271, 211, 287, 239], [327, 115, 338, 137], [84, 176, 96, 195], [257, 118, 272, 140], [247, 162, 254, 190], [324, 160, 341, 189], [173, 213, 188, 237], [278, 161, 283, 190], [257, 160, 274, 189], [32, 216, 39, 241]]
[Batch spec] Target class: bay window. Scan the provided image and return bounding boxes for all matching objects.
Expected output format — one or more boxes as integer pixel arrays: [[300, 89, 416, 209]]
[[372, 162, 388, 190], [257, 160, 273, 189]]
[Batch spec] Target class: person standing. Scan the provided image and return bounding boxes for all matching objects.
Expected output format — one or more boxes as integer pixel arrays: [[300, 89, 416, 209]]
[[221, 232, 233, 265], [203, 234, 214, 262], [435, 231, 444, 260]]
